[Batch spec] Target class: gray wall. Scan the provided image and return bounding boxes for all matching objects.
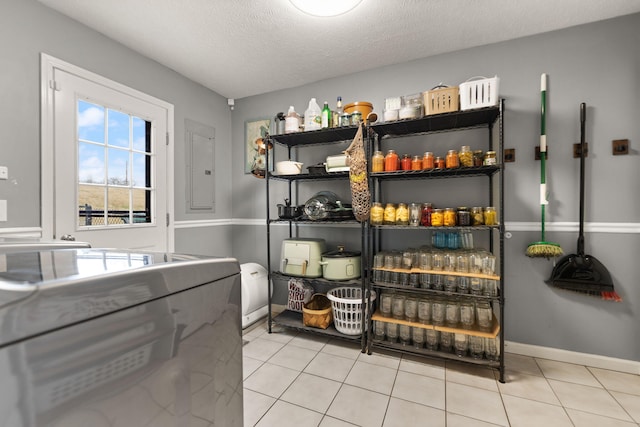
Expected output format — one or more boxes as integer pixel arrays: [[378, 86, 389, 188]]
[[231, 14, 640, 362], [0, 0, 637, 361], [0, 0, 233, 256]]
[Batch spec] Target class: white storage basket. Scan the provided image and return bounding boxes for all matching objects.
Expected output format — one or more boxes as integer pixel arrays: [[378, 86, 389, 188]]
[[326, 287, 376, 335], [459, 76, 500, 110]]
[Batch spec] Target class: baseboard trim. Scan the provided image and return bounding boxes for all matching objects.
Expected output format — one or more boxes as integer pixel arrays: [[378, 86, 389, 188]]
[[505, 341, 639, 375]]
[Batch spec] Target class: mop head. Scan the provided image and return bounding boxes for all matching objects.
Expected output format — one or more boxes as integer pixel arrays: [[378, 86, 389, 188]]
[[526, 241, 563, 258]]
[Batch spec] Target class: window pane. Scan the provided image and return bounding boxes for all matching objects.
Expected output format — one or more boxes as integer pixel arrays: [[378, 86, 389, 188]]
[[107, 110, 130, 148], [107, 148, 130, 185], [78, 184, 105, 226], [76, 100, 153, 228], [132, 117, 148, 152], [132, 153, 150, 188], [132, 188, 151, 224], [78, 100, 105, 143], [107, 187, 130, 224], [78, 142, 105, 184]]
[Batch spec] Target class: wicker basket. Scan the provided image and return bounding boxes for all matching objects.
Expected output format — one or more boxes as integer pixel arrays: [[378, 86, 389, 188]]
[[459, 76, 500, 110], [423, 85, 460, 115], [302, 294, 333, 329], [326, 287, 376, 335]]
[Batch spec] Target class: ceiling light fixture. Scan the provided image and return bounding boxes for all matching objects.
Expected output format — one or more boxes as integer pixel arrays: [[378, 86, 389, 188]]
[[289, 0, 363, 17]]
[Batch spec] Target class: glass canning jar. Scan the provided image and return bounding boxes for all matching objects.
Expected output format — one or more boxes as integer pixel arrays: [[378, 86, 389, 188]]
[[411, 155, 423, 170], [371, 150, 384, 172], [383, 203, 397, 225], [445, 149, 460, 168], [395, 203, 410, 225], [370, 202, 384, 225], [471, 207, 484, 225], [443, 207, 457, 226], [401, 154, 412, 171], [384, 149, 399, 171], [422, 152, 434, 169], [431, 208, 444, 227], [421, 202, 433, 226], [483, 206, 498, 225], [459, 145, 473, 167], [456, 207, 471, 226]]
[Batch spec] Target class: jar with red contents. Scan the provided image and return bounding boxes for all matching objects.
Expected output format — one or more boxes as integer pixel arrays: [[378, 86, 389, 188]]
[[420, 202, 433, 226], [401, 154, 412, 171], [384, 150, 399, 171]]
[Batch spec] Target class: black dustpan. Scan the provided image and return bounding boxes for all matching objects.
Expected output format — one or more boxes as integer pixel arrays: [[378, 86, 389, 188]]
[[547, 103, 620, 301]]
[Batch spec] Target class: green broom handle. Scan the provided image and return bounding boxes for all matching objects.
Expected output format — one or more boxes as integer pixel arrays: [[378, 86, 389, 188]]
[[540, 74, 548, 241]]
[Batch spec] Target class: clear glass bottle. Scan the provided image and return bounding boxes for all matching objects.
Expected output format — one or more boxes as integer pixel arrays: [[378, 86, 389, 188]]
[[332, 96, 343, 127]]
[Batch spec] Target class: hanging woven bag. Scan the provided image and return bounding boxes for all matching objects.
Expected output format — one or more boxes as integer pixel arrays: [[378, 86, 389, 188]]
[[345, 123, 370, 222]]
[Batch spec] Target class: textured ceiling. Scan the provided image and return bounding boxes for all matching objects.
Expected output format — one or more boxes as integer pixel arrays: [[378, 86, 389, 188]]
[[38, 0, 640, 99]]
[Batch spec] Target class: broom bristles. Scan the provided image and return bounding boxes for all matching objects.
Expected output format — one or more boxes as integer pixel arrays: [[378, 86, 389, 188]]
[[526, 242, 563, 258]]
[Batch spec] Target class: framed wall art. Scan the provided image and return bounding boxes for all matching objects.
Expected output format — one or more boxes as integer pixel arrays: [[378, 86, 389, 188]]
[[244, 118, 272, 176]]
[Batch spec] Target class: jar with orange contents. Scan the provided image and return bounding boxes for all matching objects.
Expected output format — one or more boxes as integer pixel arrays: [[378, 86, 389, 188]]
[[411, 155, 423, 170], [384, 150, 399, 171], [434, 156, 445, 169], [422, 152, 434, 169], [446, 150, 460, 168]]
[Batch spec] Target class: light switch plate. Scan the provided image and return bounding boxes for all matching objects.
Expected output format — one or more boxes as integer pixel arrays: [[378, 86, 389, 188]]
[[0, 200, 6, 222], [0, 166, 7, 180]]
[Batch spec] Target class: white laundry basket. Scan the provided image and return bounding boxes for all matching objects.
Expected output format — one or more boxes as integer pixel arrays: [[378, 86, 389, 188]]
[[459, 76, 500, 110], [326, 287, 376, 335]]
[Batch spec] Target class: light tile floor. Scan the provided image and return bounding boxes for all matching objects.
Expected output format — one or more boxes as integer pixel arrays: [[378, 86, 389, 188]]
[[242, 320, 639, 427]]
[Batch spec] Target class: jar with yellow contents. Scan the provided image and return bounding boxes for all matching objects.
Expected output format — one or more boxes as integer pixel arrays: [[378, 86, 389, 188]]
[[444, 208, 457, 226], [395, 203, 410, 225], [459, 145, 473, 167], [370, 202, 384, 225], [371, 151, 384, 173], [431, 208, 444, 227], [483, 206, 498, 225], [383, 203, 397, 225], [471, 207, 484, 225]]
